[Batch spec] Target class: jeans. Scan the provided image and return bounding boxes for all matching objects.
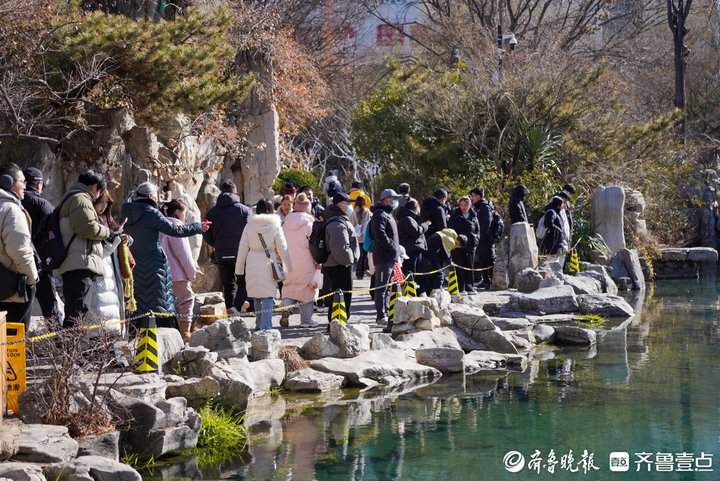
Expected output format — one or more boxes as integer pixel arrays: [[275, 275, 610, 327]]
[[62, 269, 95, 328], [0, 285, 36, 328], [36, 270, 59, 319], [218, 259, 251, 311], [323, 265, 353, 322], [373, 261, 395, 321], [255, 297, 274, 330]]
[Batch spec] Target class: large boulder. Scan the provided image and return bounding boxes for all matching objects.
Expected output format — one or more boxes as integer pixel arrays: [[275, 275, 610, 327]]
[[516, 268, 543, 293], [370, 333, 400, 350], [553, 326, 597, 346], [449, 304, 495, 338], [610, 248, 645, 291], [0, 462, 47, 481], [44, 456, 141, 481], [77, 431, 120, 461], [189, 318, 251, 359], [508, 222, 539, 286], [491, 317, 532, 331], [395, 327, 462, 351], [464, 350, 528, 373], [563, 275, 602, 295], [511, 286, 579, 315], [165, 376, 221, 403], [250, 329, 281, 360], [592, 186, 626, 253], [157, 328, 185, 369], [449, 325, 518, 354], [577, 266, 618, 296], [493, 235, 511, 289], [577, 294, 634, 318], [284, 368, 345, 392], [79, 372, 167, 404], [415, 347, 465, 374], [12, 424, 78, 463], [532, 324, 556, 343], [687, 247, 719, 263], [301, 333, 341, 360], [310, 349, 442, 388], [329, 321, 370, 358]]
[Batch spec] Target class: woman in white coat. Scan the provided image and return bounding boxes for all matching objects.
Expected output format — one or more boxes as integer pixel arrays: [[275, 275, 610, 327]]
[[236, 199, 292, 331], [280, 193, 320, 328]]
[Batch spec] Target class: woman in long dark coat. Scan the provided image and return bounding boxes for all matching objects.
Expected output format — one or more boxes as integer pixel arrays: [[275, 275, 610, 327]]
[[121, 182, 207, 328], [448, 197, 480, 292], [508, 185, 530, 224], [540, 196, 565, 255]]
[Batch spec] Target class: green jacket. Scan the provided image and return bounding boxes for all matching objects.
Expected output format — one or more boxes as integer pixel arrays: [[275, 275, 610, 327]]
[[58, 183, 110, 276]]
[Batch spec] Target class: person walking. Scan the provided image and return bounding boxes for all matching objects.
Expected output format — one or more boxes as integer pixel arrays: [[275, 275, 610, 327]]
[[370, 189, 402, 330], [421, 189, 449, 237], [470, 187, 495, 288], [396, 198, 428, 278], [160, 199, 201, 341], [21, 167, 59, 321], [539, 197, 565, 255], [281, 193, 319, 328], [205, 180, 253, 314], [322, 193, 358, 323], [236, 199, 291, 331], [122, 182, 207, 329], [509, 185, 530, 224], [351, 196, 372, 280], [0, 164, 38, 327], [57, 170, 111, 327], [448, 196, 480, 293], [84, 190, 127, 334]]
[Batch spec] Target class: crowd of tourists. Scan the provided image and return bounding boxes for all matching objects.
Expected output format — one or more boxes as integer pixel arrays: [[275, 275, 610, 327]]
[[0, 163, 576, 339]]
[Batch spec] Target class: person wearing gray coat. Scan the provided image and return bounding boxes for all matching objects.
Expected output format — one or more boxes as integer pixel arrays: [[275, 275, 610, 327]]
[[322, 193, 359, 322]]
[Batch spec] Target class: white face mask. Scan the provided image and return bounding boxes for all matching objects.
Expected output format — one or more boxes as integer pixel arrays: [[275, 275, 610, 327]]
[[391, 200, 399, 210]]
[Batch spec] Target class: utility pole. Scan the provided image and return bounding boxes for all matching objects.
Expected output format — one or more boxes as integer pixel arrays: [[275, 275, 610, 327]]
[[667, 0, 693, 145], [496, 0, 503, 78]]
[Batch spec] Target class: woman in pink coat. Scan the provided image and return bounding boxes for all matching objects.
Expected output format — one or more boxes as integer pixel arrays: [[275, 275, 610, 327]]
[[280, 193, 320, 327]]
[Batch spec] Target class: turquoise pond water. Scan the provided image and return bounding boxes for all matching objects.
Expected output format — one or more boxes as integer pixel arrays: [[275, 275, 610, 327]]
[[152, 280, 720, 481]]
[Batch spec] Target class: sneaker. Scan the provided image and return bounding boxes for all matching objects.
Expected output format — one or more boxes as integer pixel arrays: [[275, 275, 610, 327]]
[[376, 316, 388, 326], [382, 324, 393, 334], [241, 301, 250, 313], [279, 311, 290, 328], [301, 320, 319, 328]]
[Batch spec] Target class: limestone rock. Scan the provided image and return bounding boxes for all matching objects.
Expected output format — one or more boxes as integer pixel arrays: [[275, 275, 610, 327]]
[[511, 286, 579, 315], [430, 289, 451, 311], [553, 326, 597, 346], [577, 267, 618, 296], [12, 424, 78, 463], [189, 319, 251, 359], [532, 324, 556, 343], [464, 350, 528, 373], [394, 296, 439, 325], [157, 328, 185, 369], [165, 376, 220, 403], [250, 329, 281, 360], [0, 420, 20, 461], [0, 462, 46, 481], [370, 333, 400, 350], [44, 456, 141, 481], [493, 235, 511, 290], [539, 275, 564, 289], [415, 347, 465, 373], [516, 268, 543, 293], [310, 349, 442, 388], [473, 328, 519, 354], [610, 248, 645, 291], [415, 316, 441, 331], [449, 304, 495, 338], [225, 358, 286, 393], [79, 372, 167, 404], [301, 333, 341, 360], [563, 275, 602, 295], [285, 368, 345, 392], [592, 186, 626, 253], [77, 431, 120, 461], [687, 247, 719, 263], [166, 346, 220, 378], [577, 294, 634, 318], [329, 321, 370, 358], [491, 317, 532, 331], [508, 222, 539, 286], [396, 327, 462, 351]]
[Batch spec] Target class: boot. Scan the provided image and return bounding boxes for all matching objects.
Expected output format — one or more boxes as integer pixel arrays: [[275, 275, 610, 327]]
[[280, 310, 290, 328], [179, 321, 193, 343]]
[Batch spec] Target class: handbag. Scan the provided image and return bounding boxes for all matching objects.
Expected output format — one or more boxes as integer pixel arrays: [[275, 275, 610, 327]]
[[0, 262, 26, 301], [258, 233, 285, 282]]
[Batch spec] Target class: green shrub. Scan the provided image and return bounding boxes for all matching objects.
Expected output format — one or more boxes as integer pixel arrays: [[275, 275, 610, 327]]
[[273, 168, 319, 193]]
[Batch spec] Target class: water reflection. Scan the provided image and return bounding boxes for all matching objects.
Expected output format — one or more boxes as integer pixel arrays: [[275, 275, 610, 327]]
[[160, 280, 720, 481]]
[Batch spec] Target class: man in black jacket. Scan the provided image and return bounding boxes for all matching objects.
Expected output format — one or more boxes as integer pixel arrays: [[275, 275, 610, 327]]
[[371, 189, 401, 331], [448, 197, 480, 292], [22, 168, 59, 320], [204, 180, 252, 313], [470, 187, 495, 288], [301, 185, 325, 221], [421, 188, 449, 237]]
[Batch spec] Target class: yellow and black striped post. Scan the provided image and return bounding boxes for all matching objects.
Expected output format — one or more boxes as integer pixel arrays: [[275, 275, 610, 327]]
[[134, 315, 159, 373], [403, 275, 417, 298], [448, 266, 460, 295], [330, 290, 348, 326], [566, 249, 580, 274], [388, 282, 400, 325]]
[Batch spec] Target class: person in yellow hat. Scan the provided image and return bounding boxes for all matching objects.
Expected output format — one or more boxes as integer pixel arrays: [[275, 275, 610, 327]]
[[348, 181, 372, 210]]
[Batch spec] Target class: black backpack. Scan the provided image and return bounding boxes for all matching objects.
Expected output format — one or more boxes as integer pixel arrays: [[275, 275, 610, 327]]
[[35, 193, 77, 271], [490, 210, 504, 243]]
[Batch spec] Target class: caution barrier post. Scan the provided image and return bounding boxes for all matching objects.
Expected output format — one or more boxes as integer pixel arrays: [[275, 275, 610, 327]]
[[330, 290, 348, 326], [403, 275, 417, 298], [5, 322, 26, 415], [134, 315, 159, 373], [388, 283, 400, 325], [448, 266, 460, 295]]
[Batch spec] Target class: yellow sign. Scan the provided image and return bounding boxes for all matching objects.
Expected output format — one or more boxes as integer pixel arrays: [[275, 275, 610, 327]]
[[5, 323, 25, 415]]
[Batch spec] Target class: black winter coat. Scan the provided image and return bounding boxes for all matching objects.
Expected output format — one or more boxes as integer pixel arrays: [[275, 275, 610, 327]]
[[204, 192, 252, 262], [396, 206, 427, 257], [472, 199, 493, 245], [370, 204, 400, 265], [509, 185, 529, 224], [421, 197, 447, 237], [540, 209, 564, 255], [22, 188, 54, 242], [448, 208, 480, 252]]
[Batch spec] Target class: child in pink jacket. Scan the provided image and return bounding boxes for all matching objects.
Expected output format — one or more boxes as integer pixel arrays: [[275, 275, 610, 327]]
[[160, 199, 201, 341]]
